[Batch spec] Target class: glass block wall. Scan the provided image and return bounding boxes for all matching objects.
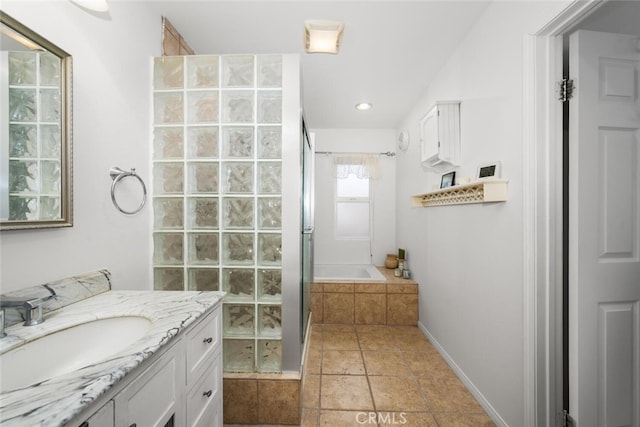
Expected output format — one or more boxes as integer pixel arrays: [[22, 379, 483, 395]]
[[3, 51, 62, 220], [152, 55, 284, 373]]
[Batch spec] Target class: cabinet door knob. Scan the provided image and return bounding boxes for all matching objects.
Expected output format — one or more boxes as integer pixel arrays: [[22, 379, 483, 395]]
[[203, 390, 213, 398], [203, 337, 213, 344]]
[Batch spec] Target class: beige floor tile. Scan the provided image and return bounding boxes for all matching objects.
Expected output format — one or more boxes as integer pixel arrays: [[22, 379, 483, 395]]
[[368, 376, 428, 412], [322, 350, 366, 375], [362, 350, 412, 376], [323, 331, 360, 351], [302, 374, 321, 408], [357, 333, 396, 351], [305, 348, 323, 374], [300, 408, 319, 427], [320, 375, 374, 410], [434, 413, 496, 427], [380, 412, 438, 427], [403, 351, 456, 378], [418, 377, 485, 413], [319, 410, 371, 426], [393, 333, 435, 352], [322, 324, 356, 333]]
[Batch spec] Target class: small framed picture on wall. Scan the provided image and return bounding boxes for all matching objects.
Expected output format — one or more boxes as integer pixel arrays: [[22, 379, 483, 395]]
[[440, 171, 456, 188], [476, 161, 501, 180]]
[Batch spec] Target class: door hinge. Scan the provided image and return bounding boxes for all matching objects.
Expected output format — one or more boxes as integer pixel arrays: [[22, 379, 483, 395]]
[[558, 78, 575, 102], [559, 410, 576, 427]]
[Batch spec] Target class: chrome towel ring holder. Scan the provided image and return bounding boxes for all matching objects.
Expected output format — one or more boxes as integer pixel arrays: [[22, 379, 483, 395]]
[[109, 167, 147, 215]]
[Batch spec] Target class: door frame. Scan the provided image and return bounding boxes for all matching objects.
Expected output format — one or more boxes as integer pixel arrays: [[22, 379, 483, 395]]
[[524, 1, 604, 426]]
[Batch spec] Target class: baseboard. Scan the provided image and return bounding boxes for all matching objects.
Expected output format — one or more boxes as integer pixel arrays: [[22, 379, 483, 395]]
[[417, 320, 509, 427]]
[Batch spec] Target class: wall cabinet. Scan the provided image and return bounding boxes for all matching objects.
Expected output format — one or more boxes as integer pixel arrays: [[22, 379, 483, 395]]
[[420, 101, 461, 171], [77, 305, 222, 427]]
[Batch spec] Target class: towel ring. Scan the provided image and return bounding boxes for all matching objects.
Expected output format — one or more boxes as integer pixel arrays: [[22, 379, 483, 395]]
[[110, 167, 147, 215]]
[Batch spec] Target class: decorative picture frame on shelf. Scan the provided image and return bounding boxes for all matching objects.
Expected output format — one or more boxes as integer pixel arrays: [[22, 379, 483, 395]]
[[440, 171, 456, 188], [476, 161, 501, 180]]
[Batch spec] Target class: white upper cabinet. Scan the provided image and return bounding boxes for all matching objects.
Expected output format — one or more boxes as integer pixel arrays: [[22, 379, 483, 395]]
[[420, 101, 461, 171]]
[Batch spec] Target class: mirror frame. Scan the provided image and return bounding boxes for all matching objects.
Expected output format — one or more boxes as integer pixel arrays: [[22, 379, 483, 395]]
[[0, 11, 73, 231]]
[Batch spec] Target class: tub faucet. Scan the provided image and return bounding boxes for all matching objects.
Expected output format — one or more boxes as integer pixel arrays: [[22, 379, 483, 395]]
[[0, 293, 57, 338]]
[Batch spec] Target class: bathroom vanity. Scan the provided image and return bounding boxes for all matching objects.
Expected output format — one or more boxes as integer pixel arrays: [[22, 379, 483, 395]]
[[0, 286, 224, 427]]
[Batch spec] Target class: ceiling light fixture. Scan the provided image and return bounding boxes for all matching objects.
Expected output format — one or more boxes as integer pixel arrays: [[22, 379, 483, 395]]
[[304, 20, 344, 54], [69, 0, 109, 12], [355, 102, 372, 111]]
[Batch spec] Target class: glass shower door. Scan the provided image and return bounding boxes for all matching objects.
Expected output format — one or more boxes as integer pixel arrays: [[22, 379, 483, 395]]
[[301, 118, 314, 341]]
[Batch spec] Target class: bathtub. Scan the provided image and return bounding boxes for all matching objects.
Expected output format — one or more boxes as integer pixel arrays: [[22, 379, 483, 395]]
[[313, 264, 386, 282]]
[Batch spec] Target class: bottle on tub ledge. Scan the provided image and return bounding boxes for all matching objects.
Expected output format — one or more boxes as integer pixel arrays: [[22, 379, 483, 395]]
[[395, 248, 409, 278]]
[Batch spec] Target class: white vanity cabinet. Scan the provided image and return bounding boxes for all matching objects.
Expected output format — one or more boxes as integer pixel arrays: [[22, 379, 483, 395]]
[[420, 100, 461, 171], [77, 304, 222, 427]]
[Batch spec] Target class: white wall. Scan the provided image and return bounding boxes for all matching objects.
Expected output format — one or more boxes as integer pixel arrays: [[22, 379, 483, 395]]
[[395, 2, 569, 426], [0, 2, 160, 292], [312, 128, 396, 267]]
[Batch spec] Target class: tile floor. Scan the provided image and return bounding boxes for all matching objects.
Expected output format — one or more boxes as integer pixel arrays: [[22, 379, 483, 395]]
[[299, 324, 496, 427]]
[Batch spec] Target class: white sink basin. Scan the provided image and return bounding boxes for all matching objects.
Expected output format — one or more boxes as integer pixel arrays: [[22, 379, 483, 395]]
[[0, 316, 152, 392]]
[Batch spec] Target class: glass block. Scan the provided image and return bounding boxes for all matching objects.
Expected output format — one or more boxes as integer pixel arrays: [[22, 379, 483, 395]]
[[222, 127, 254, 158], [222, 233, 254, 265], [223, 304, 255, 336], [186, 55, 219, 88], [188, 232, 219, 265], [257, 339, 282, 372], [153, 163, 183, 194], [188, 268, 220, 291], [154, 56, 184, 89], [222, 268, 255, 301], [40, 89, 60, 122], [258, 305, 281, 337], [187, 127, 218, 158], [222, 162, 253, 194], [154, 92, 184, 124], [8, 196, 36, 220], [258, 233, 281, 266], [153, 233, 183, 265], [9, 160, 38, 193], [222, 55, 254, 87], [9, 52, 37, 85], [153, 198, 184, 229], [257, 197, 281, 230], [39, 197, 61, 219], [258, 269, 281, 301], [223, 339, 254, 372], [187, 162, 218, 194], [9, 88, 37, 122], [257, 127, 281, 159], [153, 127, 183, 159], [40, 125, 61, 158], [40, 161, 60, 193], [223, 197, 254, 229], [257, 55, 282, 88], [187, 91, 219, 124], [9, 124, 37, 157], [257, 162, 281, 194], [154, 268, 184, 291], [257, 91, 282, 124], [222, 91, 254, 123], [188, 197, 218, 229], [40, 52, 60, 86]]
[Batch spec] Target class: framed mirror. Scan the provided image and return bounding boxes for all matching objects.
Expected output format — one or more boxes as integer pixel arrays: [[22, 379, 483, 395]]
[[0, 11, 72, 230]]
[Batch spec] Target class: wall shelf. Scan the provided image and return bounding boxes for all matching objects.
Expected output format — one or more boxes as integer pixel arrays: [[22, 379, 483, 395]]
[[411, 179, 508, 207]]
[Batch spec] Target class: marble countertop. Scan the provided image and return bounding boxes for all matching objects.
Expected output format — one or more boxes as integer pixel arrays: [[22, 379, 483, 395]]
[[0, 290, 225, 426]]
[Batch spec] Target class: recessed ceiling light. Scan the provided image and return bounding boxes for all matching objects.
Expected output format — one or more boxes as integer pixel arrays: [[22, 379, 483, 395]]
[[355, 102, 372, 111], [304, 20, 344, 54]]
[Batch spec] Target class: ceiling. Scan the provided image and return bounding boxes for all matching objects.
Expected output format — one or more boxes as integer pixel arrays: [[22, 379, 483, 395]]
[[145, 1, 491, 129]]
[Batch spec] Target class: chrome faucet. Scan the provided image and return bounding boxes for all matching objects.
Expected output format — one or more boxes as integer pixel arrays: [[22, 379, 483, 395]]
[[0, 293, 57, 338]]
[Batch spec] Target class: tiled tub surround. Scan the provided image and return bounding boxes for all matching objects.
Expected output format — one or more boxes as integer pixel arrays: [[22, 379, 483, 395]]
[[311, 267, 418, 325], [0, 279, 224, 426]]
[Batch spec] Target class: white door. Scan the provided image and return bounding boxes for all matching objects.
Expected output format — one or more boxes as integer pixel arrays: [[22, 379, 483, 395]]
[[569, 29, 640, 426]]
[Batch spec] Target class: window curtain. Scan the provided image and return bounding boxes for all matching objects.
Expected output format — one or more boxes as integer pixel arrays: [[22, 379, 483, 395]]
[[332, 154, 381, 179]]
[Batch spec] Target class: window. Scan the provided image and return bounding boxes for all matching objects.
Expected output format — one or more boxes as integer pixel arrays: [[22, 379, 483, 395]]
[[335, 166, 370, 239]]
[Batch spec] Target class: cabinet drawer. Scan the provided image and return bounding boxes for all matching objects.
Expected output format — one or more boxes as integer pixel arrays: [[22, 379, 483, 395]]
[[186, 306, 221, 385], [186, 354, 222, 427]]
